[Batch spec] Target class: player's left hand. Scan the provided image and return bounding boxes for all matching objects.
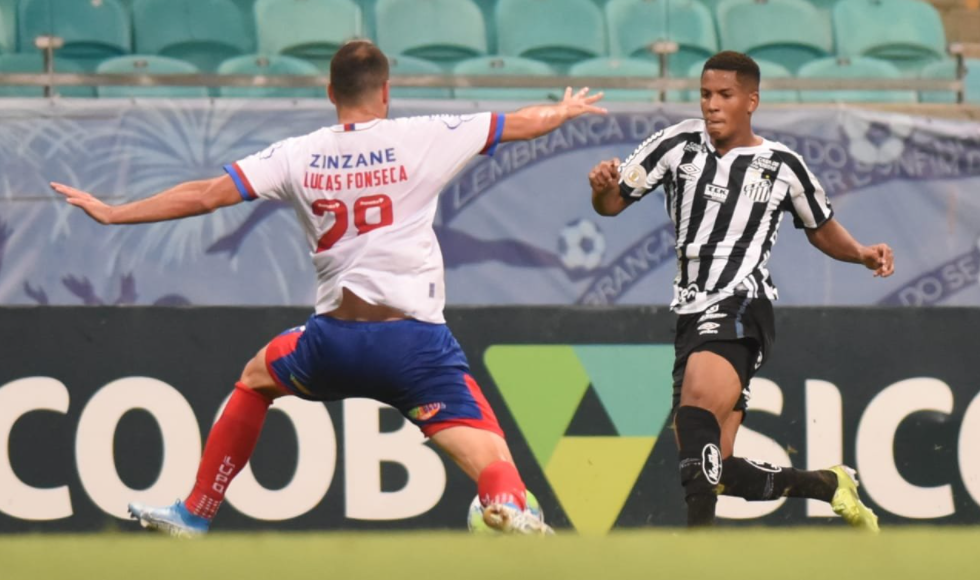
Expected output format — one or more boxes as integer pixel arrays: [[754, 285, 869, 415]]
[[560, 87, 607, 119], [862, 243, 894, 278], [51, 182, 114, 225]]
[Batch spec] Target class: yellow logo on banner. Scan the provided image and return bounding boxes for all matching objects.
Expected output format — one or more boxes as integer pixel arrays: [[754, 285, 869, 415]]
[[484, 345, 674, 534]]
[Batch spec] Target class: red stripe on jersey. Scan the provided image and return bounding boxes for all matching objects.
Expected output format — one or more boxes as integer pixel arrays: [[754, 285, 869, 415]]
[[231, 162, 257, 199], [344, 123, 355, 131], [479, 114, 500, 155]]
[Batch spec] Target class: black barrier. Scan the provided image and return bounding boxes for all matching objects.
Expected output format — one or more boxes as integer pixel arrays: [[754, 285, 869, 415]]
[[0, 306, 978, 533]]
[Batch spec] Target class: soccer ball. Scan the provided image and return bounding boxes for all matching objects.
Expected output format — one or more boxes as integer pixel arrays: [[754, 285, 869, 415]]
[[557, 218, 606, 271], [467, 491, 545, 534]]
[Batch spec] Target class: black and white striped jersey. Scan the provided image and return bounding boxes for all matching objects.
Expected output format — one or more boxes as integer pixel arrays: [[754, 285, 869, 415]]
[[618, 118, 833, 314]]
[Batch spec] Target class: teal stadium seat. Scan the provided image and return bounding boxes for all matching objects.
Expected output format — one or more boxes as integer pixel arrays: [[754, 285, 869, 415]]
[[376, 0, 486, 65], [919, 59, 980, 104], [605, 0, 717, 78], [833, 0, 947, 76], [96, 55, 209, 98], [471, 0, 499, 53], [717, 0, 831, 73], [133, 0, 251, 73], [453, 56, 558, 101], [254, 0, 362, 67], [495, 0, 605, 68], [806, 0, 841, 13], [0, 0, 15, 53], [685, 58, 800, 103], [18, 0, 130, 69], [569, 57, 660, 102], [388, 54, 452, 99], [218, 54, 323, 98], [797, 56, 917, 102], [230, 0, 258, 44], [0, 53, 93, 97]]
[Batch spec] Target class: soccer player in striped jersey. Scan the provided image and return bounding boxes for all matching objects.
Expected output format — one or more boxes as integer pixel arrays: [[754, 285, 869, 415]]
[[52, 40, 606, 537], [588, 51, 894, 530]]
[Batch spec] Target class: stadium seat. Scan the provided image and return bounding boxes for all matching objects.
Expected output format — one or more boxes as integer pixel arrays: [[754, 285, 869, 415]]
[[96, 55, 209, 98], [685, 58, 800, 103], [0, 53, 94, 97], [388, 54, 452, 99], [717, 0, 832, 73], [18, 0, 130, 69], [806, 0, 841, 12], [569, 57, 660, 102], [254, 0, 362, 67], [495, 0, 606, 68], [965, 58, 980, 104], [833, 0, 947, 75], [797, 56, 917, 102], [919, 58, 980, 103], [754, 59, 800, 103], [453, 56, 559, 101], [605, 0, 717, 77], [0, 0, 15, 53], [133, 0, 251, 73], [217, 54, 323, 98], [230, 0, 258, 44], [375, 0, 486, 65]]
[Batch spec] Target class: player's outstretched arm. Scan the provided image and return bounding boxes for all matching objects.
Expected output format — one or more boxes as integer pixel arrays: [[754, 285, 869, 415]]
[[589, 157, 631, 217], [500, 87, 606, 142], [50, 175, 243, 225], [805, 218, 895, 278]]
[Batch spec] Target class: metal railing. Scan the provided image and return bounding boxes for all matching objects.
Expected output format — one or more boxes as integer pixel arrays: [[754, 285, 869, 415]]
[[1, 37, 975, 103]]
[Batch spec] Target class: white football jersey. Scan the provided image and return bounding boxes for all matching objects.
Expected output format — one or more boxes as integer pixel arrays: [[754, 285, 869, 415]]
[[225, 113, 504, 323]]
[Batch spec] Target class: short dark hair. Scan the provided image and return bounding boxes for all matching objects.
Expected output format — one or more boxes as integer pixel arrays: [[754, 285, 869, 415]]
[[702, 51, 760, 90], [330, 40, 389, 106]]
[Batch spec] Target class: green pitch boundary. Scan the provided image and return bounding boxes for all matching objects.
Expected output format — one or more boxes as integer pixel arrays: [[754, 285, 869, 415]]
[[2, 529, 978, 580]]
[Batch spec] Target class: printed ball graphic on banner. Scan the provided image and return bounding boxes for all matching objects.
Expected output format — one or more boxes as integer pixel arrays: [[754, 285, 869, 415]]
[[467, 492, 546, 533], [558, 218, 606, 271]]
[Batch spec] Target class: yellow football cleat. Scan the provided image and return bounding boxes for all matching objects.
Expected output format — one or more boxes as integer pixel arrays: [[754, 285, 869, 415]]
[[829, 466, 880, 533]]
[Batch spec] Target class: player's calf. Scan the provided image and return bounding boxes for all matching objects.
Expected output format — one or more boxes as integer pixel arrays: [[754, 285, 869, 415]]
[[675, 405, 723, 527], [718, 457, 837, 502]]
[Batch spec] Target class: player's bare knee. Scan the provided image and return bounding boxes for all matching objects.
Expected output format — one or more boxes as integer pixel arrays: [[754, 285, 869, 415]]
[[238, 348, 281, 399]]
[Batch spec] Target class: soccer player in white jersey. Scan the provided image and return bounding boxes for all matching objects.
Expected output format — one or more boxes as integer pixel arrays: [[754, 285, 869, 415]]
[[52, 40, 606, 536], [588, 51, 894, 530]]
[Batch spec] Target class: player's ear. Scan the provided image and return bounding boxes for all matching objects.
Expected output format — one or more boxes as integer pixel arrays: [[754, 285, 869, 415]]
[[327, 83, 337, 105], [748, 89, 759, 114], [382, 80, 390, 106]]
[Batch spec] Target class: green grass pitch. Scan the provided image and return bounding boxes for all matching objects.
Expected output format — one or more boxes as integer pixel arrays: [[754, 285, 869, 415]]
[[2, 529, 978, 580]]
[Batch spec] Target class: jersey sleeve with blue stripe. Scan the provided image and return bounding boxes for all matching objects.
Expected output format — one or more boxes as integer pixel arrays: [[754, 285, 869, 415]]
[[223, 137, 297, 202]]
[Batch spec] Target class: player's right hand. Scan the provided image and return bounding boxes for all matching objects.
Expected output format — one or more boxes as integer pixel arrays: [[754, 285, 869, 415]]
[[589, 157, 621, 191], [51, 182, 115, 225], [560, 87, 607, 119]]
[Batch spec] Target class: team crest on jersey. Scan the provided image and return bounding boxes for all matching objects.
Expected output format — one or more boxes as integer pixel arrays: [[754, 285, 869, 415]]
[[742, 178, 774, 203], [408, 402, 446, 422], [704, 184, 729, 203]]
